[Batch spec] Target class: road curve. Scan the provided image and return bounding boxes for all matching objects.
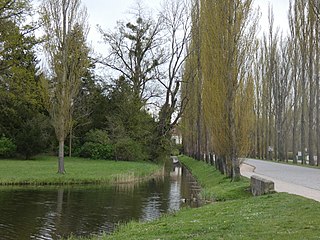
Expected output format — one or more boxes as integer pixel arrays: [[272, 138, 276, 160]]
[[240, 158, 320, 202]]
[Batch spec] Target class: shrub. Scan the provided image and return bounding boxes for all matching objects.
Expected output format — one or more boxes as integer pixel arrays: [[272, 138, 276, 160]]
[[80, 142, 113, 160], [80, 129, 113, 160], [0, 136, 16, 158], [114, 137, 147, 161], [85, 129, 110, 144]]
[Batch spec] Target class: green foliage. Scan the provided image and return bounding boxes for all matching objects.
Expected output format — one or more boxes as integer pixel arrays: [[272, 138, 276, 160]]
[[81, 142, 113, 160], [15, 113, 52, 159], [149, 135, 172, 163], [0, 19, 41, 139], [0, 9, 45, 159], [170, 144, 183, 156], [76, 72, 109, 129], [114, 138, 147, 161], [0, 136, 16, 158], [106, 77, 162, 162], [85, 129, 110, 144], [80, 129, 113, 160]]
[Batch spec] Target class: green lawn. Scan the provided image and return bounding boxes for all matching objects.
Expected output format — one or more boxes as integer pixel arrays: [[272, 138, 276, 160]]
[[102, 193, 320, 240], [75, 155, 320, 240], [0, 156, 161, 185]]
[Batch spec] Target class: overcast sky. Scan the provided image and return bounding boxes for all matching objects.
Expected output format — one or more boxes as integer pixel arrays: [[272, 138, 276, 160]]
[[82, 0, 290, 55], [32, 0, 290, 53]]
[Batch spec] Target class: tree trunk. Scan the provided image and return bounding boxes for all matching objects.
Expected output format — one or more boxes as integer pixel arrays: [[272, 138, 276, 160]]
[[316, 21, 320, 166], [293, 79, 298, 164], [58, 139, 65, 174], [231, 115, 240, 181], [227, 83, 240, 181], [268, 99, 273, 161], [196, 0, 202, 161], [69, 125, 72, 157], [317, 74, 320, 166], [301, 54, 307, 165], [308, 83, 315, 166], [308, 24, 315, 166]]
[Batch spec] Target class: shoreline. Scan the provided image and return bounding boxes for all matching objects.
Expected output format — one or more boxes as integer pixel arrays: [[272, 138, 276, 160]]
[[0, 156, 162, 186], [92, 156, 320, 240]]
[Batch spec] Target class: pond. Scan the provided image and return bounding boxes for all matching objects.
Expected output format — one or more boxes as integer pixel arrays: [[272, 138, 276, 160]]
[[0, 161, 202, 240]]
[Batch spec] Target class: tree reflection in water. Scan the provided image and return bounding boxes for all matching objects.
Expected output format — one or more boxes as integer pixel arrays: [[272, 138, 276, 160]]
[[0, 162, 201, 240]]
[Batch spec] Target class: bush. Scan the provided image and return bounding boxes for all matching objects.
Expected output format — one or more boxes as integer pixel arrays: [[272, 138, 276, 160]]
[[0, 136, 16, 158], [85, 129, 110, 144], [80, 142, 113, 160], [114, 137, 148, 161], [80, 129, 113, 159]]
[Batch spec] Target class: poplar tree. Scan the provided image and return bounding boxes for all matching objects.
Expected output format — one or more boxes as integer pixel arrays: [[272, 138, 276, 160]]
[[201, 0, 258, 180], [180, 0, 202, 158], [41, 0, 90, 173]]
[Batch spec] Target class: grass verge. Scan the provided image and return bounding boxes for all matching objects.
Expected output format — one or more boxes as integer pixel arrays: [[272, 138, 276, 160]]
[[179, 155, 251, 201], [0, 156, 162, 185], [75, 155, 320, 240]]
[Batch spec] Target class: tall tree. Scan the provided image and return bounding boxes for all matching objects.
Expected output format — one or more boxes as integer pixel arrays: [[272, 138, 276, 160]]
[[40, 0, 90, 173], [180, 0, 202, 159], [157, 0, 191, 139], [0, 0, 34, 74], [98, 6, 164, 104], [289, 1, 301, 164], [0, 0, 49, 159], [308, 1, 316, 165], [200, 0, 258, 180]]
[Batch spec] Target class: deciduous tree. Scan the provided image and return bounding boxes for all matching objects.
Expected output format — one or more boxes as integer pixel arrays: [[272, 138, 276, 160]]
[[40, 0, 90, 173]]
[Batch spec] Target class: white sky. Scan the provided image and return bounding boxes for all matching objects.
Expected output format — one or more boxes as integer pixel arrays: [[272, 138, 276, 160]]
[[82, 0, 291, 55], [31, 0, 290, 54]]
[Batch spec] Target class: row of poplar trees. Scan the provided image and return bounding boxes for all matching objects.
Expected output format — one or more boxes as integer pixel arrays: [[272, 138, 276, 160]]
[[181, 0, 320, 181]]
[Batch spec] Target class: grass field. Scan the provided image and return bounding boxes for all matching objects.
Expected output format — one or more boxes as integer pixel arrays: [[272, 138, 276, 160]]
[[71, 155, 320, 240], [0, 156, 162, 185]]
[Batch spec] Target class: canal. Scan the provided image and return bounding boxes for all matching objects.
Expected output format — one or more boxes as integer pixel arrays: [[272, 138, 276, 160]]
[[0, 161, 201, 239]]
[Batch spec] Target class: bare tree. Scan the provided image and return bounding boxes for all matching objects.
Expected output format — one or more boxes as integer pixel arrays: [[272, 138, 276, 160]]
[[98, 5, 165, 104], [157, 0, 192, 138]]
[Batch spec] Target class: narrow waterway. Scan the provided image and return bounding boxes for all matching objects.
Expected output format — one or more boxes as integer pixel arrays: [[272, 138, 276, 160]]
[[0, 161, 201, 240]]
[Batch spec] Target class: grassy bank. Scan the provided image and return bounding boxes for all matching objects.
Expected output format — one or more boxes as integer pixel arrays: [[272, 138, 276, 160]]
[[76, 155, 320, 240], [102, 193, 320, 240], [0, 156, 162, 185], [179, 156, 251, 201]]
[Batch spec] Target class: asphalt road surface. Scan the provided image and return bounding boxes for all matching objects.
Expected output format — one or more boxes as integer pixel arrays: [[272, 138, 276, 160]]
[[241, 159, 320, 202]]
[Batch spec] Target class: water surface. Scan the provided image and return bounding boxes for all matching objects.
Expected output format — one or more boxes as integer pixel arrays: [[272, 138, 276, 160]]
[[0, 162, 201, 239]]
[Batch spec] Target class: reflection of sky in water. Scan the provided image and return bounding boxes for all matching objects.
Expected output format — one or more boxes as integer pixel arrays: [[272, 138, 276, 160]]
[[141, 166, 183, 221], [168, 166, 182, 212], [141, 194, 162, 221], [168, 181, 181, 212], [0, 164, 201, 239], [34, 211, 57, 239]]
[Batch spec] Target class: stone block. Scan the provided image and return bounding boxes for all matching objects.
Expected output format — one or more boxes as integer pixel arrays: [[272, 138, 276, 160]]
[[251, 175, 275, 196]]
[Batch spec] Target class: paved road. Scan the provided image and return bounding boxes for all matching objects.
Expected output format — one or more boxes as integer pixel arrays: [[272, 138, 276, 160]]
[[241, 159, 320, 202]]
